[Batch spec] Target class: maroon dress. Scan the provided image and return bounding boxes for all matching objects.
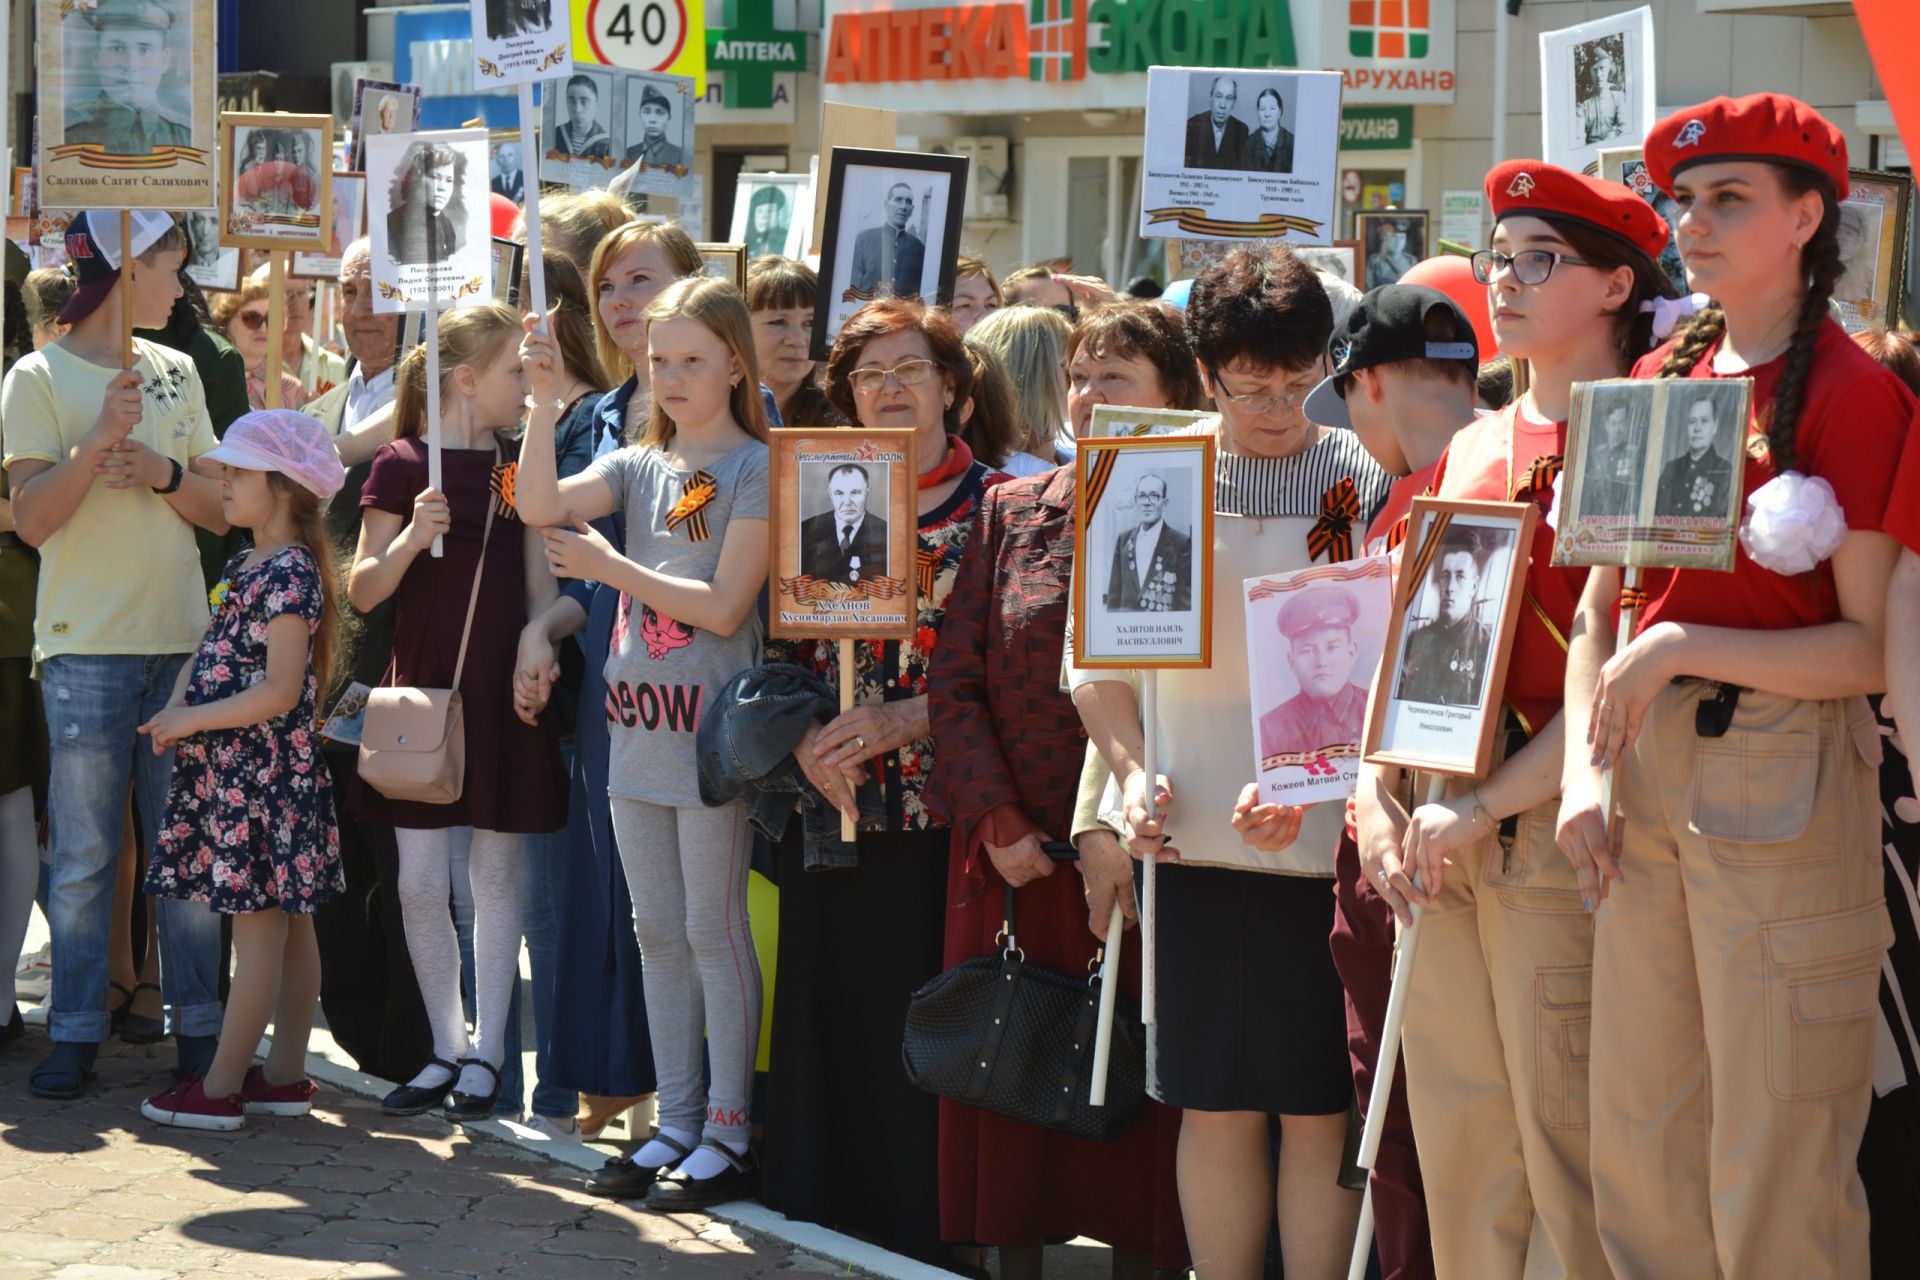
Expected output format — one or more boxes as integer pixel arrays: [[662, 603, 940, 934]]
[[926, 465, 1189, 1268], [350, 435, 565, 833]]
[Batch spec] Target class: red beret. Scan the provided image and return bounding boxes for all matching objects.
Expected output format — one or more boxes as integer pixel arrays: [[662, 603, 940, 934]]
[[1644, 93, 1849, 200], [1484, 159, 1671, 265]]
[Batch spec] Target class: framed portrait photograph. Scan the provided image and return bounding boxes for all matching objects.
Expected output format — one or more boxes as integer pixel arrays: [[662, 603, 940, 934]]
[[1294, 241, 1361, 288], [1835, 169, 1912, 333], [1553, 377, 1753, 572], [541, 68, 623, 187], [350, 80, 420, 171], [1597, 145, 1686, 291], [1354, 211, 1428, 288], [1246, 556, 1393, 808], [1088, 405, 1212, 439], [768, 428, 919, 641], [291, 172, 366, 279], [490, 236, 526, 308], [618, 71, 695, 192], [1539, 7, 1655, 175], [220, 113, 334, 250], [1140, 66, 1342, 244], [471, 0, 571, 88], [366, 128, 493, 314], [331, 61, 391, 125], [1364, 499, 1535, 778], [183, 209, 240, 291], [37, 0, 217, 210], [1073, 434, 1216, 669], [488, 131, 526, 204], [729, 172, 812, 260], [812, 147, 969, 361], [697, 243, 747, 289]]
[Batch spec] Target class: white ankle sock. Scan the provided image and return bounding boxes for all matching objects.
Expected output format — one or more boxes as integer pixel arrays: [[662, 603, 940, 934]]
[[405, 1059, 457, 1091], [672, 1138, 748, 1181], [631, 1124, 698, 1169]]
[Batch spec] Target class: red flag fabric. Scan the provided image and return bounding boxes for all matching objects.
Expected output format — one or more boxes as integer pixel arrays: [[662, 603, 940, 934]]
[[1855, 1, 1920, 164]]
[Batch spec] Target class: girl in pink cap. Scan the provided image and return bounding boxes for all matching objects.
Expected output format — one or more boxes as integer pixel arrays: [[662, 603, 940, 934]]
[[137, 409, 348, 1131]]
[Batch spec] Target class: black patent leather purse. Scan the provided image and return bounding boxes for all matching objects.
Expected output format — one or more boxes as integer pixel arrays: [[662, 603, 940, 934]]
[[901, 886, 1147, 1142]]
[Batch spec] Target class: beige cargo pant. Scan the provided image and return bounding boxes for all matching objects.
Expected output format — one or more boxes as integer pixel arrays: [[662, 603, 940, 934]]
[[1401, 784, 1608, 1280], [1592, 684, 1890, 1280]]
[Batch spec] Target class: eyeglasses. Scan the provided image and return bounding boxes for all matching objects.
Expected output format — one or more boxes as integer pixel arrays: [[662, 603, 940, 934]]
[[848, 357, 938, 394], [1470, 249, 1593, 286], [1211, 366, 1322, 415], [234, 310, 269, 332]]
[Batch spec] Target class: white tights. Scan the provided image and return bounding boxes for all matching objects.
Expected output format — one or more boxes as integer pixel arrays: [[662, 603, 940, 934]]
[[394, 827, 523, 1097]]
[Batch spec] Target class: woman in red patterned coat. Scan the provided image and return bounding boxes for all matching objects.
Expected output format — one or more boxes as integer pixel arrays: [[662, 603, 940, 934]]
[[927, 301, 1201, 1280]]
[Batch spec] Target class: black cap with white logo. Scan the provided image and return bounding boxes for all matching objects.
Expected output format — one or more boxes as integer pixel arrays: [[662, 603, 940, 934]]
[[1303, 284, 1479, 431]]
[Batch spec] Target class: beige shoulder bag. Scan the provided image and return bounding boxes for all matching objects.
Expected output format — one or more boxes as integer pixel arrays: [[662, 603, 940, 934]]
[[356, 445, 499, 804]]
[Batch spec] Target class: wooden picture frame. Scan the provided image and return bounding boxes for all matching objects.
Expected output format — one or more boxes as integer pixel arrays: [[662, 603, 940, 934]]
[[811, 146, 970, 361], [290, 171, 367, 279], [1363, 497, 1536, 778], [491, 236, 527, 309], [1294, 240, 1362, 289], [1072, 434, 1215, 669], [1554, 377, 1752, 573], [1838, 168, 1913, 333], [768, 428, 920, 641], [350, 79, 420, 171], [697, 242, 748, 289], [1087, 405, 1212, 438], [219, 112, 335, 251], [1354, 210, 1428, 288]]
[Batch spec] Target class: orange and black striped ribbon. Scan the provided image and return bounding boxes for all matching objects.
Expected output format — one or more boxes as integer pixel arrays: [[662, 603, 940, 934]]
[[1083, 448, 1120, 519], [1306, 477, 1361, 564], [665, 470, 717, 541], [1619, 586, 1650, 613], [488, 460, 520, 520], [47, 143, 210, 170], [1399, 511, 1455, 609], [1511, 453, 1563, 507], [916, 546, 943, 598], [1142, 208, 1325, 239]]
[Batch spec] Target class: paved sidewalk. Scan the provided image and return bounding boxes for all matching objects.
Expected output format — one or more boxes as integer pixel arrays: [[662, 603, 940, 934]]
[[0, 1032, 846, 1280]]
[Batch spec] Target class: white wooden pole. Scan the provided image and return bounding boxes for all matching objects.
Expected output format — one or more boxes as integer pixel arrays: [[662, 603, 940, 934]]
[[1088, 901, 1125, 1106], [518, 81, 548, 326], [1140, 669, 1159, 1025], [425, 302, 443, 558]]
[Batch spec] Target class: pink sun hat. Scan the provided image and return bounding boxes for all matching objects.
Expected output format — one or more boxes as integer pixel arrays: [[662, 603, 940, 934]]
[[201, 409, 346, 500]]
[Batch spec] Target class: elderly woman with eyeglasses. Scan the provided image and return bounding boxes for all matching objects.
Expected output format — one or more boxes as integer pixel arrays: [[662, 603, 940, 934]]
[[1071, 249, 1391, 1279], [758, 298, 1005, 1267], [209, 276, 307, 411]]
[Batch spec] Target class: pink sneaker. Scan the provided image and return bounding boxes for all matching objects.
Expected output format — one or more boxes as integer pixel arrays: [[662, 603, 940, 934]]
[[141, 1077, 245, 1132], [240, 1065, 319, 1116]]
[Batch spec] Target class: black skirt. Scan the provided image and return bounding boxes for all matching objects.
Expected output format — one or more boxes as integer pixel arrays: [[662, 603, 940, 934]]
[[761, 826, 949, 1266], [1142, 860, 1351, 1116]]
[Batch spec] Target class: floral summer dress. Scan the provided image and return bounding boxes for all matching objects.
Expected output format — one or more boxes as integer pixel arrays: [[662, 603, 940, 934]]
[[145, 545, 343, 915]]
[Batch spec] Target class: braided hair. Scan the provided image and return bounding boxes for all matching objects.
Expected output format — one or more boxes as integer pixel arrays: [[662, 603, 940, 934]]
[[1655, 168, 1841, 473]]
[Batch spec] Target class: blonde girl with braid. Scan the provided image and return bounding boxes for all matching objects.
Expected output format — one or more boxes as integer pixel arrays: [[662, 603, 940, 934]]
[[1556, 94, 1916, 1279]]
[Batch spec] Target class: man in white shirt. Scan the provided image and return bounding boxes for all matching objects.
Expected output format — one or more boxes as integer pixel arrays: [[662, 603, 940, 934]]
[[308, 240, 400, 455]]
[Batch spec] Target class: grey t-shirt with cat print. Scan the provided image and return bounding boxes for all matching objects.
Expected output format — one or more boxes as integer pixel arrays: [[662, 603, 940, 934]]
[[586, 439, 769, 806]]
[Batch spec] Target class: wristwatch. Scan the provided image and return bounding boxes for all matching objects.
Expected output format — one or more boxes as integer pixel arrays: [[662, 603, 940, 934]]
[[152, 458, 184, 496]]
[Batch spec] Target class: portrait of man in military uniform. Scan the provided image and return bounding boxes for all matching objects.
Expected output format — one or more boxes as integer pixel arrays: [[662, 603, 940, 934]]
[[1259, 585, 1370, 759], [63, 0, 193, 158], [1105, 471, 1192, 613], [623, 85, 685, 169], [1395, 526, 1497, 708], [1654, 391, 1736, 519], [1579, 394, 1649, 517]]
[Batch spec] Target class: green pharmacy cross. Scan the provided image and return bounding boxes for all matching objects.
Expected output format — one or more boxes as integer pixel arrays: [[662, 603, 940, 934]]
[[705, 0, 808, 109]]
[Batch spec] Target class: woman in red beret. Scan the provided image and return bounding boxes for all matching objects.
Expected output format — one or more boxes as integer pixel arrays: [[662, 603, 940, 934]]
[[1355, 159, 1677, 1279], [1557, 93, 1916, 1278]]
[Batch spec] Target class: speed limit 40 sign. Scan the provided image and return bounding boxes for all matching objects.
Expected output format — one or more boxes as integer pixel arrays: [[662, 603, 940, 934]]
[[587, 0, 692, 74]]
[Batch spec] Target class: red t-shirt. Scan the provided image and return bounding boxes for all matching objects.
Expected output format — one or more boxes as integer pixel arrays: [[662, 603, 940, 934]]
[[1880, 402, 1920, 553], [1430, 401, 1586, 735], [1363, 457, 1442, 554], [1629, 319, 1914, 631]]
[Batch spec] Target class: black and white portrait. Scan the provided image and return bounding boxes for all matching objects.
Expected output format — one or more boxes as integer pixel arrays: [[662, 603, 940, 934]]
[[1180, 72, 1295, 175], [60, 0, 193, 158], [814, 148, 967, 360], [799, 461, 891, 584], [1573, 34, 1628, 148], [733, 179, 799, 259], [1357, 212, 1426, 288], [1294, 244, 1356, 287], [350, 80, 420, 171], [1577, 382, 1651, 517], [1073, 436, 1213, 668], [472, 0, 570, 88], [1541, 8, 1654, 175], [367, 128, 492, 313], [1392, 523, 1514, 708], [229, 126, 325, 229], [1653, 386, 1741, 521], [1103, 468, 1194, 614], [1837, 200, 1884, 313], [183, 210, 239, 291], [485, 0, 552, 38], [624, 82, 687, 169], [552, 72, 612, 160], [490, 138, 525, 203]]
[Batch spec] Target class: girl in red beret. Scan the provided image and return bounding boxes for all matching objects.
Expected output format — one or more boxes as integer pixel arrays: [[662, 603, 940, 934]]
[[1357, 158, 1676, 1279], [1557, 93, 1915, 1279]]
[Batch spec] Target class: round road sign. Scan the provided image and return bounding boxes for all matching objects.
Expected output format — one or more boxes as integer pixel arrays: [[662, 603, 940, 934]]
[[586, 0, 689, 74]]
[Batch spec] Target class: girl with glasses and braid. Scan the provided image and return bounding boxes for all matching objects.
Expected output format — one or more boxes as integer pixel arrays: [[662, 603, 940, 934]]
[[1556, 94, 1915, 1279]]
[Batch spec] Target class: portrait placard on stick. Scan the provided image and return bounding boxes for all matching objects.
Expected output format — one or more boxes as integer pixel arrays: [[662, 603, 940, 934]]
[[812, 147, 969, 361], [697, 243, 747, 289], [1836, 168, 1913, 333], [541, 67, 694, 195], [730, 173, 812, 260], [1139, 66, 1342, 245], [366, 128, 493, 315], [1245, 556, 1392, 809], [1087, 406, 1212, 439], [1540, 7, 1655, 176], [471, 0, 571, 88], [1554, 378, 1754, 572], [1073, 434, 1215, 669], [1364, 498, 1535, 778], [1597, 146, 1685, 291], [291, 172, 367, 279], [220, 114, 335, 251], [183, 209, 239, 291], [490, 235, 526, 308], [350, 80, 420, 171], [1355, 211, 1428, 288], [768, 429, 919, 641], [36, 0, 216, 210]]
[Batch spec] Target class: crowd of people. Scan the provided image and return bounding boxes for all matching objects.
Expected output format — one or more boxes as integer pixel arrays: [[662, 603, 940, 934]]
[[2, 90, 1919, 1280]]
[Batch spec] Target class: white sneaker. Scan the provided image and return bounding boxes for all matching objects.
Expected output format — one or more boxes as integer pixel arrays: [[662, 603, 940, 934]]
[[521, 1112, 581, 1141], [14, 943, 50, 1002]]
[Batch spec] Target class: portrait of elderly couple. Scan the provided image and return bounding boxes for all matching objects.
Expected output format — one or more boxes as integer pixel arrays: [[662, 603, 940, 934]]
[[1182, 72, 1298, 174]]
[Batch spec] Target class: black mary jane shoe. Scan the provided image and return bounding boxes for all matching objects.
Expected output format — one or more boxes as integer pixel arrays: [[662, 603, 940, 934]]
[[444, 1057, 502, 1121], [381, 1056, 462, 1116], [645, 1140, 758, 1210], [583, 1130, 693, 1200]]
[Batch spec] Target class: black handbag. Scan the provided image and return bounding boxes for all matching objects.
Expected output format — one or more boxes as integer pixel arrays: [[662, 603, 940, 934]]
[[901, 885, 1147, 1142]]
